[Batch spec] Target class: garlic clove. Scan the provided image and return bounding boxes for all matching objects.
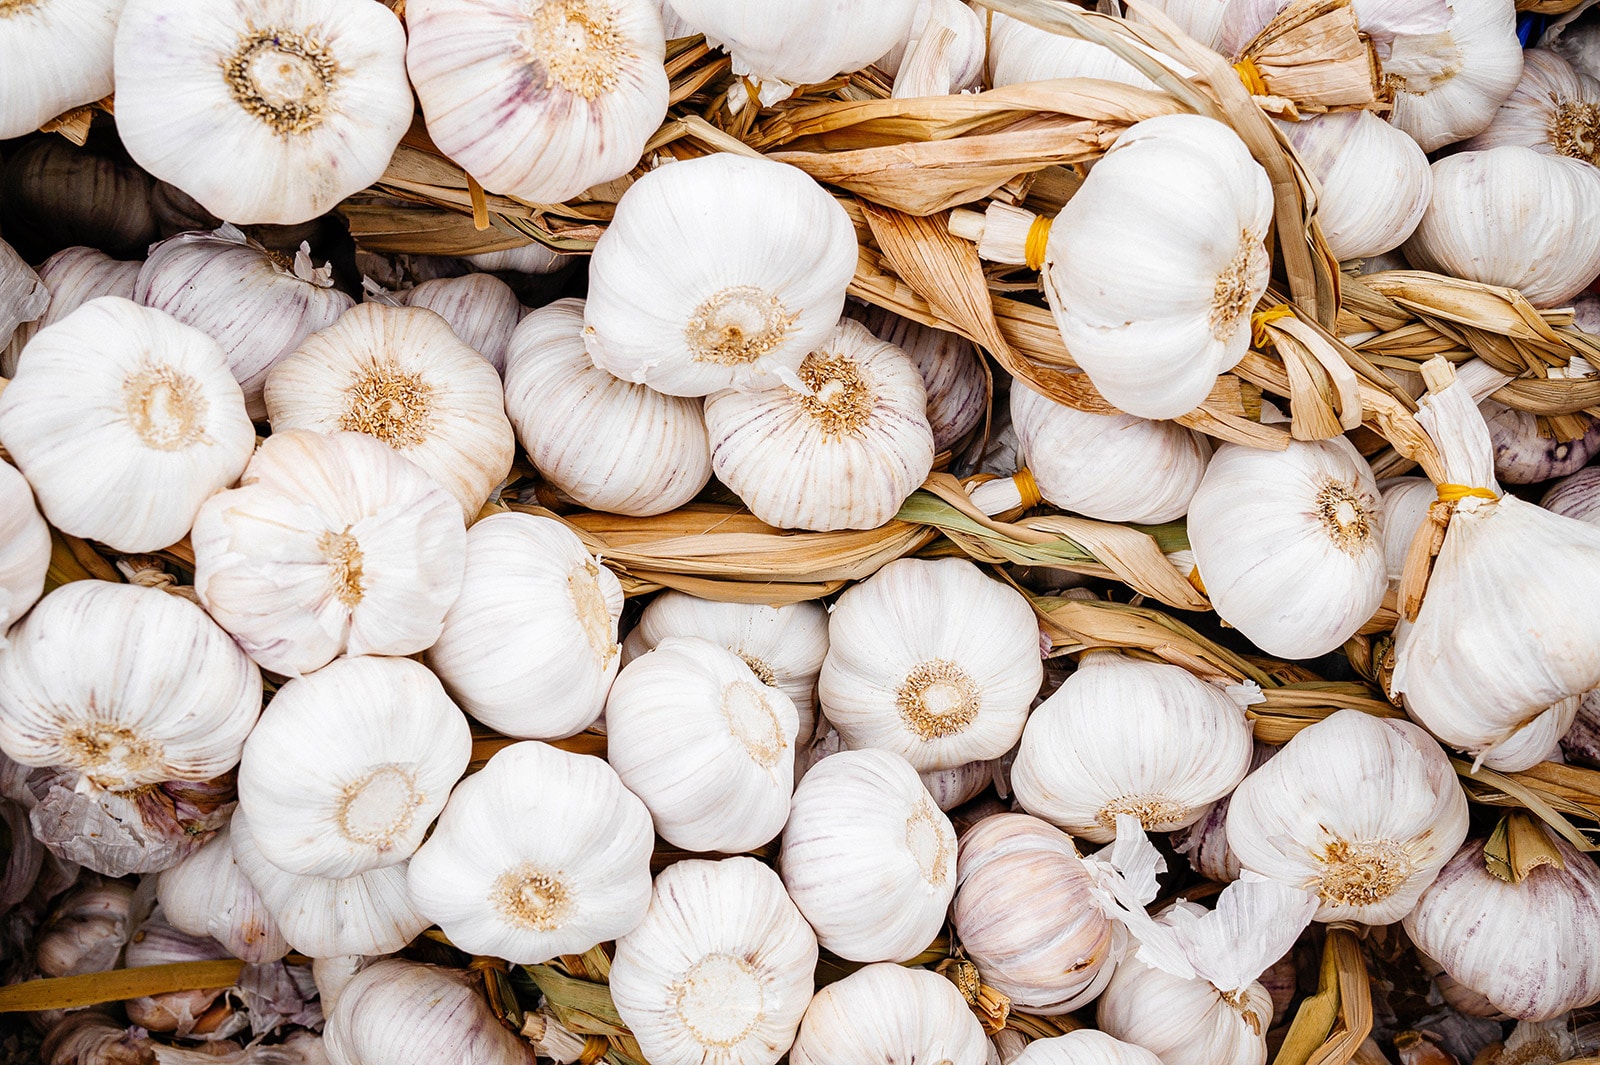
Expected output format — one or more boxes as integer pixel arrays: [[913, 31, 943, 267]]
[[847, 302, 988, 453], [0, 0, 122, 140], [1385, 0, 1524, 151], [324, 958, 538, 1065], [788, 962, 988, 1065], [0, 461, 51, 646], [157, 821, 290, 965], [0, 246, 140, 377], [399, 273, 521, 376], [1012, 1031, 1164, 1065]]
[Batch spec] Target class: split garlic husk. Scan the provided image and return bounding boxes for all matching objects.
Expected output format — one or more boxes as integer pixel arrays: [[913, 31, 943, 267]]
[[0, 247, 139, 377], [1543, 466, 1600, 525], [407, 740, 654, 963], [135, 225, 354, 419], [324, 958, 538, 1065], [705, 318, 935, 531], [779, 747, 956, 962], [1385, 0, 1524, 151], [0, 296, 256, 552], [505, 298, 711, 517], [406, 0, 669, 205], [1187, 435, 1386, 659], [0, 462, 50, 644], [583, 154, 857, 397], [819, 558, 1043, 771], [611, 857, 819, 1065], [1013, 1032, 1164, 1065], [157, 822, 290, 964], [426, 513, 623, 739], [1464, 48, 1600, 161], [877, 0, 987, 98], [0, 0, 122, 140], [112, 0, 414, 225], [122, 913, 243, 1040], [0, 239, 46, 352], [264, 302, 516, 519], [1224, 709, 1469, 924], [397, 274, 520, 376], [988, 12, 1158, 90], [847, 304, 988, 453], [788, 962, 988, 1065], [1482, 399, 1600, 484]]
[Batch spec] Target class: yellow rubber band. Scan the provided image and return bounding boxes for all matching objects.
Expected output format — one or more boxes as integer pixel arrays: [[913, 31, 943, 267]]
[[1187, 567, 1208, 597], [1024, 215, 1053, 272], [1250, 303, 1295, 348], [1014, 466, 1043, 510], [1437, 483, 1499, 503], [1235, 56, 1269, 97]]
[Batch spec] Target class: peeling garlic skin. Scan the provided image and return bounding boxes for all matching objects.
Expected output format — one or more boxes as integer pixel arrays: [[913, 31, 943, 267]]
[[325, 958, 539, 1065], [0, 461, 50, 643]]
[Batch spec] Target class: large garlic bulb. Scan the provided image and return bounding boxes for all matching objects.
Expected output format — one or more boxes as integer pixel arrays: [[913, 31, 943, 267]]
[[407, 0, 669, 205], [0, 581, 261, 791], [505, 299, 711, 517], [0, 247, 139, 376], [1482, 399, 1600, 484], [0, 0, 123, 140], [265, 303, 516, 519], [325, 959, 538, 1065], [157, 822, 290, 964], [848, 303, 987, 453], [0, 297, 256, 552], [135, 225, 354, 419], [988, 12, 1159, 90], [1187, 435, 1386, 659], [1015, 1032, 1164, 1065], [408, 741, 654, 963], [1464, 48, 1600, 162], [426, 513, 623, 739], [789, 962, 988, 1065], [113, 0, 414, 225], [1225, 709, 1469, 924], [611, 858, 818, 1065], [1385, 0, 1523, 151], [819, 558, 1042, 771], [398, 274, 520, 375], [0, 462, 50, 643], [779, 748, 956, 962], [583, 154, 857, 397]]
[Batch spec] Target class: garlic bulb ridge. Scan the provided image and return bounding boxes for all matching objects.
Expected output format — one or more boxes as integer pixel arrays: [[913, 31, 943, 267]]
[[398, 273, 521, 375], [788, 962, 988, 1065], [0, 461, 50, 643], [0, 0, 124, 141]]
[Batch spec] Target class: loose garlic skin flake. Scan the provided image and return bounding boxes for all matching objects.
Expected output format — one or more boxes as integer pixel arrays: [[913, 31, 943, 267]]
[[0, 297, 255, 553], [0, 0, 124, 140], [789, 962, 988, 1065], [325, 959, 539, 1065], [407, 741, 655, 964], [157, 823, 290, 964], [0, 463, 49, 642]]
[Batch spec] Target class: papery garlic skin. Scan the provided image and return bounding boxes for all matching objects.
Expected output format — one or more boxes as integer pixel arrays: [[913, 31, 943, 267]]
[[408, 741, 654, 964], [34, 875, 135, 977], [789, 962, 988, 1065], [584, 154, 858, 397], [399, 274, 520, 375], [157, 821, 290, 964], [0, 247, 139, 377], [1379, 476, 1435, 585], [848, 303, 987, 453], [0, 463, 50, 644], [427, 513, 623, 739], [1543, 467, 1600, 525], [612, 858, 818, 1065], [123, 912, 242, 1040], [1482, 399, 1600, 485], [1014, 1031, 1164, 1065], [0, 239, 46, 353], [505, 299, 711, 517], [1386, 0, 1524, 151], [113, 0, 413, 226], [0, 297, 256, 552], [779, 748, 956, 963], [989, 12, 1159, 90], [1097, 948, 1274, 1065], [1464, 48, 1600, 162], [878, 0, 987, 97], [325, 959, 538, 1065], [407, 0, 669, 206], [820, 558, 1043, 771], [0, 0, 124, 140]]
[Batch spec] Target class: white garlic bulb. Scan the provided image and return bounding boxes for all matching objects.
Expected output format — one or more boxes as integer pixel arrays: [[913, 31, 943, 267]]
[[0, 581, 262, 792], [988, 12, 1159, 90], [789, 962, 988, 1065], [408, 740, 654, 963], [157, 822, 290, 964], [584, 154, 857, 397], [135, 225, 354, 419], [1385, 0, 1523, 151], [0, 0, 123, 140], [1013, 1032, 1163, 1065], [877, 0, 987, 97], [407, 0, 669, 205], [0, 462, 50, 643], [611, 858, 818, 1065], [0, 247, 139, 377], [1482, 398, 1600, 484], [819, 558, 1042, 772], [1404, 147, 1600, 308], [427, 512, 623, 739], [325, 958, 538, 1065], [1379, 476, 1436, 585], [265, 302, 516, 519], [1465, 48, 1600, 162], [505, 299, 711, 517], [0, 297, 255, 552], [1010, 380, 1211, 523], [399, 274, 520, 376], [468, 243, 572, 275], [921, 759, 993, 811], [779, 747, 956, 962], [1225, 709, 1469, 924], [848, 304, 987, 453], [1543, 467, 1600, 525], [1187, 435, 1386, 659], [113, 0, 414, 225], [705, 318, 935, 532]]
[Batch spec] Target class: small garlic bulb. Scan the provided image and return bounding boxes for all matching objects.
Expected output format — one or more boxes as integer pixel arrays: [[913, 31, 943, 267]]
[[1464, 48, 1600, 163], [583, 154, 858, 397], [407, 740, 654, 963], [0, 0, 122, 140], [122, 913, 240, 1039], [1187, 435, 1386, 659], [1385, 0, 1524, 151], [988, 12, 1159, 90], [705, 318, 935, 531], [0, 581, 262, 792], [1225, 709, 1469, 924], [819, 558, 1043, 771], [779, 748, 956, 962], [34, 875, 135, 977], [1379, 476, 1436, 586], [848, 303, 987, 453], [1013, 1032, 1164, 1065], [468, 243, 572, 275], [325, 959, 538, 1065], [157, 822, 290, 964], [0, 137, 158, 261], [505, 299, 711, 517], [406, 0, 669, 205], [0, 247, 139, 377], [0, 462, 50, 643], [0, 297, 256, 552], [789, 962, 988, 1065], [1482, 399, 1600, 484], [1010, 380, 1212, 523], [399, 274, 520, 375], [611, 857, 819, 1065], [1542, 467, 1600, 525], [265, 302, 516, 519], [427, 513, 623, 739], [113, 0, 414, 225]]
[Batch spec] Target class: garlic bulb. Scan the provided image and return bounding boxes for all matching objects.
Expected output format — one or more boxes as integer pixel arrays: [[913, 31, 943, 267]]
[[135, 225, 354, 420], [468, 243, 572, 275], [0, 137, 158, 261], [921, 759, 993, 811], [0, 239, 46, 352], [1542, 467, 1600, 524], [1010, 380, 1211, 523], [1224, 709, 1469, 924], [1187, 435, 1386, 659], [0, 462, 50, 644], [1379, 476, 1436, 585], [988, 12, 1159, 90], [1482, 399, 1600, 484], [1013, 1032, 1163, 1065], [157, 822, 291, 964], [0, 247, 139, 376], [34, 876, 135, 977], [819, 558, 1042, 771], [583, 154, 857, 397], [408, 740, 654, 963], [406, 0, 669, 205], [848, 303, 987, 452], [1464, 48, 1600, 162], [789, 962, 988, 1065], [399, 274, 520, 375], [426, 513, 623, 739], [264, 303, 516, 519], [779, 747, 956, 962], [26, 765, 237, 876], [113, 0, 413, 225], [877, 0, 987, 97], [1386, 0, 1523, 151], [0, 0, 123, 140], [0, 297, 256, 552], [1405, 148, 1600, 308], [0, 581, 262, 792], [191, 429, 466, 678], [505, 299, 711, 517], [325, 959, 538, 1065], [611, 857, 818, 1065]]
